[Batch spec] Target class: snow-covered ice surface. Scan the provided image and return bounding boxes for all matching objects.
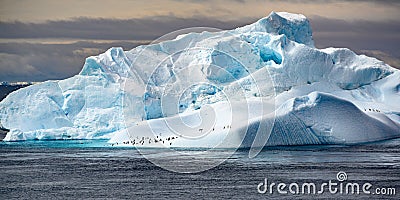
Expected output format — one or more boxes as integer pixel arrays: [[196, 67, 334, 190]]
[[1, 12, 399, 148]]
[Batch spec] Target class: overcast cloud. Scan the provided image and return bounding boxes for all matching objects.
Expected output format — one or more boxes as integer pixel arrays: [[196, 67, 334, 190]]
[[0, 0, 399, 82], [0, 17, 251, 40], [0, 15, 399, 82]]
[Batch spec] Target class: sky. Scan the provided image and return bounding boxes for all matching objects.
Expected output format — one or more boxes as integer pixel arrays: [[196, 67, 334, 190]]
[[0, 0, 399, 82]]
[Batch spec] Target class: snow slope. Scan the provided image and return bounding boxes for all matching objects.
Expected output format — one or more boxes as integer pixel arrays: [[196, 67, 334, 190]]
[[1, 12, 399, 148]]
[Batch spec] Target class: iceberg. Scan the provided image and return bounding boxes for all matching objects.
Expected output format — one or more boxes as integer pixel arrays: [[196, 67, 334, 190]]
[[1, 11, 399, 148]]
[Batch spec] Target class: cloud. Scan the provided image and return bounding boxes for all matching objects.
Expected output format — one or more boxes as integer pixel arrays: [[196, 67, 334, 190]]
[[173, 0, 245, 3], [0, 16, 256, 82], [0, 14, 399, 81], [267, 0, 400, 5], [310, 16, 400, 57], [0, 41, 144, 82], [0, 53, 46, 80], [0, 16, 253, 40]]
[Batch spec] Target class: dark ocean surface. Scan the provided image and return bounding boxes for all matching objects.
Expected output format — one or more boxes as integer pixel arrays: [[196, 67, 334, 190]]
[[0, 138, 399, 199]]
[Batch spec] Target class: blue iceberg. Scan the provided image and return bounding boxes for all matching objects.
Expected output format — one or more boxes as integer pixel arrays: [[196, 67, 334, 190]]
[[0, 12, 399, 148]]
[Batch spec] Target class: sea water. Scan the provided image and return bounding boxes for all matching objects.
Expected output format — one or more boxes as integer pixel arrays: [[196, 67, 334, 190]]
[[1, 138, 399, 199]]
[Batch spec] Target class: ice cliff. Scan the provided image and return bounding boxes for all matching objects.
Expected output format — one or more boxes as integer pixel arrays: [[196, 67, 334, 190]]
[[1, 12, 399, 147]]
